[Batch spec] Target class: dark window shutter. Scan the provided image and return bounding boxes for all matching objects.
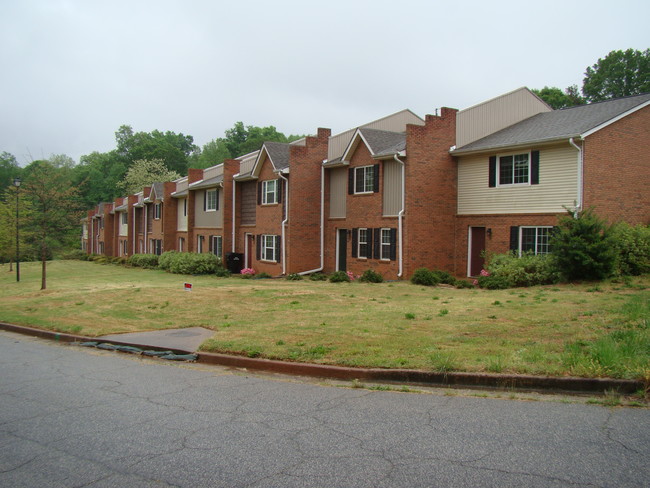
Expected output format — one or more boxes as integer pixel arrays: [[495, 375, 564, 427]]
[[208, 235, 213, 252], [509, 226, 519, 251], [348, 168, 354, 194], [216, 189, 220, 210], [531, 150, 540, 185], [203, 192, 207, 211], [275, 236, 281, 263], [257, 182, 262, 205], [277, 179, 282, 204], [389, 228, 397, 261], [256, 234, 261, 260], [489, 156, 497, 187], [373, 228, 380, 259], [373, 164, 380, 193], [351, 228, 358, 258]]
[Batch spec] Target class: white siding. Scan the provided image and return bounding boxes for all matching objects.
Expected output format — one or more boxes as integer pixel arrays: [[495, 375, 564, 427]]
[[177, 198, 188, 231], [456, 88, 551, 148], [238, 152, 259, 176], [457, 144, 578, 214], [203, 164, 223, 180], [118, 213, 128, 236], [175, 178, 188, 194], [329, 168, 347, 218]]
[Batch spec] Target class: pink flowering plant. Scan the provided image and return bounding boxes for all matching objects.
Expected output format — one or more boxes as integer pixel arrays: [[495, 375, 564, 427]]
[[240, 268, 256, 278], [346, 271, 359, 281]]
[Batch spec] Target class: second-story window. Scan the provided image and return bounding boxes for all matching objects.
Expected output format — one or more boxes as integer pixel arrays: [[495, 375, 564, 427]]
[[121, 212, 128, 225], [205, 189, 218, 211], [262, 180, 278, 205], [499, 153, 529, 185], [354, 165, 375, 193], [153, 203, 162, 219]]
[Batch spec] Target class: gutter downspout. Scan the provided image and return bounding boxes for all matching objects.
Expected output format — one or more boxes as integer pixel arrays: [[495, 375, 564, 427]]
[[132, 207, 136, 254], [298, 164, 325, 275], [393, 154, 405, 278], [144, 204, 148, 253], [278, 171, 289, 275], [232, 180, 236, 252], [569, 138, 583, 217]]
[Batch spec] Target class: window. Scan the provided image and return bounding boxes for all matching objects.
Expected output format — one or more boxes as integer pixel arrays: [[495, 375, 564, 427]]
[[121, 240, 128, 256], [354, 166, 375, 194], [262, 180, 278, 205], [260, 234, 280, 262], [197, 235, 205, 253], [99, 218, 104, 229], [178, 237, 185, 252], [381, 229, 392, 260], [511, 226, 552, 255], [121, 212, 128, 225], [182, 198, 187, 217], [357, 228, 369, 258], [153, 203, 162, 219], [151, 239, 162, 255], [499, 153, 529, 185], [205, 189, 218, 211], [211, 235, 222, 259]]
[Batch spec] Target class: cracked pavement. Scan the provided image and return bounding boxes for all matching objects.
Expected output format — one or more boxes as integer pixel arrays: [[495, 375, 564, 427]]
[[0, 331, 648, 487]]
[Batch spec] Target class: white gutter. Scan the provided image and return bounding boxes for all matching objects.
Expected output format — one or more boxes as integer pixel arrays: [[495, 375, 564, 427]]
[[144, 204, 148, 253], [232, 179, 236, 252], [298, 164, 325, 275], [132, 206, 136, 254], [278, 171, 289, 275], [393, 153, 405, 278], [569, 138, 583, 217]]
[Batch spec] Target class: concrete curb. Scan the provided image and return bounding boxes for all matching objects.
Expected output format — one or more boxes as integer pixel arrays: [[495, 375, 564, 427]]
[[2, 322, 645, 395]]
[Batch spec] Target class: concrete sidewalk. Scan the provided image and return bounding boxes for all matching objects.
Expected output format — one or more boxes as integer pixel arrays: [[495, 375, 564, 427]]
[[97, 327, 214, 353]]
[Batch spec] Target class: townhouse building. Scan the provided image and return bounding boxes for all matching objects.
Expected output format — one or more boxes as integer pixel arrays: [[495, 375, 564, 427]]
[[83, 87, 650, 279]]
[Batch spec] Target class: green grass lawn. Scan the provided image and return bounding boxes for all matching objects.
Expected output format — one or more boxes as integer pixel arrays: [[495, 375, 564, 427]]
[[1, 260, 648, 380]]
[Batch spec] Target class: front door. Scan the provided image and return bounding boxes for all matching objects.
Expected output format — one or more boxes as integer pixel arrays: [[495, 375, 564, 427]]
[[469, 227, 486, 276], [337, 229, 347, 271], [245, 234, 254, 269]]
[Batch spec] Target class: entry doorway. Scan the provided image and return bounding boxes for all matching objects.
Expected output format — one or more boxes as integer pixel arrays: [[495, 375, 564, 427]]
[[336, 229, 347, 271], [468, 227, 486, 276], [244, 233, 254, 269]]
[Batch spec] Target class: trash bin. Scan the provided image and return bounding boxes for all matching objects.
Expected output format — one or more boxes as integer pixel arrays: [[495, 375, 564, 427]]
[[226, 252, 244, 274]]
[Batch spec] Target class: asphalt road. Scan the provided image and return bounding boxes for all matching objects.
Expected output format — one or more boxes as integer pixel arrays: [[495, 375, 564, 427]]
[[0, 331, 648, 488]]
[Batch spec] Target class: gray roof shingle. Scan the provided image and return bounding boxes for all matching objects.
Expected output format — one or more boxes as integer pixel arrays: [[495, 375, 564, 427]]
[[263, 141, 291, 170], [359, 128, 406, 157], [453, 93, 650, 154], [188, 175, 224, 190]]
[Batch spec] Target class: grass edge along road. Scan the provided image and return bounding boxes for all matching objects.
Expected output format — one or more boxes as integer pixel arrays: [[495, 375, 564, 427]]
[[1, 260, 648, 381]]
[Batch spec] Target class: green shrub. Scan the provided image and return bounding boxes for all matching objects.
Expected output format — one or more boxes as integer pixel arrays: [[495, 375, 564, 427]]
[[359, 269, 384, 283], [309, 272, 327, 281], [128, 253, 160, 269], [286, 273, 303, 281], [610, 222, 650, 276], [455, 279, 474, 289], [430, 270, 457, 285], [214, 267, 231, 277], [476, 274, 513, 290], [57, 249, 89, 261], [485, 251, 561, 287], [158, 251, 219, 275], [256, 272, 272, 279], [329, 270, 351, 283], [550, 208, 617, 281], [411, 268, 440, 286]]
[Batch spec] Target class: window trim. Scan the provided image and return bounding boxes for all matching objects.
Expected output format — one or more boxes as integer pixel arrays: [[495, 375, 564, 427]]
[[205, 189, 218, 212], [518, 226, 553, 256], [497, 151, 530, 186], [357, 228, 369, 259], [211, 235, 222, 259], [380, 228, 392, 261], [153, 203, 162, 220], [261, 180, 278, 205], [261, 234, 277, 262], [354, 166, 375, 194], [121, 212, 128, 225], [197, 235, 205, 253]]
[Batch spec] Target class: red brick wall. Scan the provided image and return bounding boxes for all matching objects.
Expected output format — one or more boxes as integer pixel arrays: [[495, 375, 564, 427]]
[[162, 182, 177, 253], [403, 108, 458, 278], [583, 105, 650, 225], [286, 128, 330, 274]]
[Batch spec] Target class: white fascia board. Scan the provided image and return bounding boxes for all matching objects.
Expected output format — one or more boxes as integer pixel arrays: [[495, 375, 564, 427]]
[[341, 129, 374, 163], [581, 100, 650, 138]]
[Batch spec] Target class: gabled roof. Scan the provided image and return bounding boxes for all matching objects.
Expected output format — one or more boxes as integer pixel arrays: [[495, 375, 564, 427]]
[[341, 128, 406, 163], [452, 93, 650, 155], [250, 141, 291, 177]]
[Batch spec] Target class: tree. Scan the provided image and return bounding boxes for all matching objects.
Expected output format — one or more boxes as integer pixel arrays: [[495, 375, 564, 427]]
[[582, 49, 650, 102], [23, 160, 84, 290], [550, 208, 617, 281], [0, 152, 21, 193], [193, 139, 232, 169], [73, 150, 126, 207], [118, 158, 181, 195], [532, 85, 585, 109]]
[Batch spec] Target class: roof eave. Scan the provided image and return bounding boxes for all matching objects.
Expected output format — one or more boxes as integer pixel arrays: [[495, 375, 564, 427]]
[[451, 136, 580, 156]]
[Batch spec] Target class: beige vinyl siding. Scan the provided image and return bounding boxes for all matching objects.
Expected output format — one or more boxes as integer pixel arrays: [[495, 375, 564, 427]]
[[327, 110, 424, 162], [457, 145, 578, 214], [195, 190, 223, 228], [203, 164, 223, 180], [118, 213, 128, 236], [382, 160, 402, 216], [329, 167, 347, 218], [177, 198, 188, 231], [174, 178, 188, 194], [238, 153, 258, 176], [456, 88, 550, 148]]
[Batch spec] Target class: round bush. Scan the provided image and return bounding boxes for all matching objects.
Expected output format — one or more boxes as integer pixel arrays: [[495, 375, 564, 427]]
[[359, 269, 384, 283], [411, 268, 440, 286], [329, 271, 351, 283]]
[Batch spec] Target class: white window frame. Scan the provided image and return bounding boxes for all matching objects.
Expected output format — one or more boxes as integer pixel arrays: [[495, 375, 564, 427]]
[[212, 235, 222, 258], [205, 189, 218, 212], [519, 226, 552, 256], [121, 212, 128, 225], [183, 198, 187, 217], [153, 203, 162, 220], [357, 228, 369, 258], [261, 234, 277, 262], [354, 166, 374, 194], [380, 228, 391, 260], [498, 152, 530, 186], [262, 180, 278, 205], [178, 237, 184, 252], [197, 235, 205, 253]]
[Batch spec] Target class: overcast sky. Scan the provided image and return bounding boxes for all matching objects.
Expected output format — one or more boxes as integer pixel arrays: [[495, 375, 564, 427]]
[[1, 0, 648, 165]]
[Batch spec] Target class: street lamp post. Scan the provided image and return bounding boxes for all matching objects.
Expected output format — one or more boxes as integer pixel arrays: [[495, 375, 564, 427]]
[[13, 177, 21, 282]]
